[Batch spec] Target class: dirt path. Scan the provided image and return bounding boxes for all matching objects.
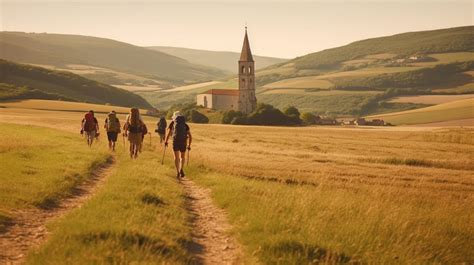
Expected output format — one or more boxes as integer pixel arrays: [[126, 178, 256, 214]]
[[181, 178, 243, 265], [0, 158, 115, 265]]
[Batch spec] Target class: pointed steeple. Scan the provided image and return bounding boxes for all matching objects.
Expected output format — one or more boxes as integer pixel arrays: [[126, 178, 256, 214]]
[[239, 26, 254, 62]]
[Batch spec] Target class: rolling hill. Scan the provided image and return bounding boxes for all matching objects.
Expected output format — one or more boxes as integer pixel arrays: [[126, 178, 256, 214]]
[[149, 46, 288, 73], [0, 60, 152, 109], [0, 32, 228, 85], [257, 26, 474, 86]]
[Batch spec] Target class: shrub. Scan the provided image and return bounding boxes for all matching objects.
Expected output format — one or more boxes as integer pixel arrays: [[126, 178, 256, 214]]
[[187, 109, 209, 124], [301, 112, 317, 125], [246, 104, 294, 126], [284, 106, 302, 125], [222, 110, 244, 124]]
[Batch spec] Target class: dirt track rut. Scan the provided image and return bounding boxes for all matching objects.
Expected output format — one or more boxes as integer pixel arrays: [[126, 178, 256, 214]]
[[0, 158, 115, 265], [182, 178, 243, 264]]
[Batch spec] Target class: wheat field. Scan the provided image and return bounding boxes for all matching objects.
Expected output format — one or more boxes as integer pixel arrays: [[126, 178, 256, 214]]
[[0, 105, 473, 264]]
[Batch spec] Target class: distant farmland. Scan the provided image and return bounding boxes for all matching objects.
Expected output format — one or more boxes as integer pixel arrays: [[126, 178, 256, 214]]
[[368, 98, 474, 125]]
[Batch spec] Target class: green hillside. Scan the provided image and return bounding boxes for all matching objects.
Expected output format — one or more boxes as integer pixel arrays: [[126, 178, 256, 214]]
[[0, 60, 152, 109], [258, 26, 474, 85], [293, 26, 473, 69], [0, 32, 228, 84], [149, 46, 288, 73]]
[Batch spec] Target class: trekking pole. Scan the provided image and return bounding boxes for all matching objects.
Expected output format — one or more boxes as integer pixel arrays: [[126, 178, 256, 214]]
[[122, 133, 125, 147], [161, 145, 167, 165], [149, 133, 152, 146], [187, 149, 190, 167]]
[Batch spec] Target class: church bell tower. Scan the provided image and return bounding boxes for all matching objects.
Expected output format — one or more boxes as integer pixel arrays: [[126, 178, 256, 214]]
[[238, 27, 257, 114]]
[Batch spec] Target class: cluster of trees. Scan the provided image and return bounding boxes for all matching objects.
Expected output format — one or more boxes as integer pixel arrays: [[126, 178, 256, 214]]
[[222, 104, 306, 126], [166, 103, 209, 124]]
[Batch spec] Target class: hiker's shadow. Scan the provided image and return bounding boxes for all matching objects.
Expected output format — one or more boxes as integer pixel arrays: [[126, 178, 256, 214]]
[[141, 193, 167, 207]]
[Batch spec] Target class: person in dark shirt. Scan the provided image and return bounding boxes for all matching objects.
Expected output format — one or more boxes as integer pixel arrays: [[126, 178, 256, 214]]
[[165, 111, 192, 179]]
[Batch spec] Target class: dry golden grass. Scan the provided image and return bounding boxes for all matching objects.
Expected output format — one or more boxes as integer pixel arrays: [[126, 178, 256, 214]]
[[0, 100, 147, 114], [369, 98, 474, 125], [113, 85, 162, 92], [164, 81, 223, 92], [1, 106, 473, 263], [187, 124, 474, 193]]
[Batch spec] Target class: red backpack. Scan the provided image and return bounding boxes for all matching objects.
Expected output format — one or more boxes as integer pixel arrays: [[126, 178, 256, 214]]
[[83, 112, 96, 132]]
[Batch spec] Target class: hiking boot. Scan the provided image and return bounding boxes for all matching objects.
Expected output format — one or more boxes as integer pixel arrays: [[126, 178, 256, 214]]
[[176, 172, 181, 180], [180, 169, 185, 178]]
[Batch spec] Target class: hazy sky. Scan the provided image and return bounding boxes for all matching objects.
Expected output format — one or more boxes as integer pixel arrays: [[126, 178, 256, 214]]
[[1, 0, 472, 58]]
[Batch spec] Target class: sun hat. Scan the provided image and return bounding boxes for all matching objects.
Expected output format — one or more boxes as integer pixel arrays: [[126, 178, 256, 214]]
[[172, 111, 181, 120]]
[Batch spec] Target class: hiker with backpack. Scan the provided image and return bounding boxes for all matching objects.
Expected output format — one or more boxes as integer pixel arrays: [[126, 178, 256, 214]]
[[124, 108, 145, 159], [81, 110, 99, 147], [164, 111, 192, 179], [156, 117, 167, 144], [104, 110, 121, 151]]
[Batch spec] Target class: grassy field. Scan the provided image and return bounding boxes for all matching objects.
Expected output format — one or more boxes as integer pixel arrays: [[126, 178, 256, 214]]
[[390, 94, 474, 104], [368, 98, 474, 125], [410, 52, 474, 67], [186, 124, 473, 264], [0, 99, 148, 114], [257, 92, 379, 114], [263, 77, 333, 89], [0, 123, 110, 231], [1, 105, 473, 264], [27, 147, 194, 264]]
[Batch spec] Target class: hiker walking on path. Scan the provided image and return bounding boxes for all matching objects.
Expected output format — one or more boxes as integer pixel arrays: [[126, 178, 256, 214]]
[[81, 110, 99, 147], [124, 108, 145, 159], [165, 111, 192, 179], [104, 110, 121, 151], [156, 117, 167, 144]]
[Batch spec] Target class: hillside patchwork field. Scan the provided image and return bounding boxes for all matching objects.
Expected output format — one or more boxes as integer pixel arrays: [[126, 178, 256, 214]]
[[368, 98, 474, 125]]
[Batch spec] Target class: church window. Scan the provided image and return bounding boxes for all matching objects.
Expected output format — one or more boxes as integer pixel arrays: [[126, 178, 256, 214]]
[[241, 65, 245, 74], [249, 66, 252, 74]]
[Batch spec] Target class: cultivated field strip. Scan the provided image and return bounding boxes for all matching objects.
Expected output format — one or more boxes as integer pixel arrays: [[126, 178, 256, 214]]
[[189, 125, 474, 195]]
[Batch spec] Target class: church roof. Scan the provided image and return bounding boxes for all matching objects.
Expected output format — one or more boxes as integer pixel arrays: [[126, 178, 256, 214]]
[[239, 28, 254, 62], [201, 89, 239, 96]]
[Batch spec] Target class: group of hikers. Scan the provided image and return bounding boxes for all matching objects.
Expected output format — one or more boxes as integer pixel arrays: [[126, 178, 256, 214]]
[[80, 108, 192, 179]]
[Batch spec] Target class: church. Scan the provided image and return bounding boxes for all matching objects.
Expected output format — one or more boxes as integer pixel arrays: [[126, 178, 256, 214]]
[[196, 28, 257, 114]]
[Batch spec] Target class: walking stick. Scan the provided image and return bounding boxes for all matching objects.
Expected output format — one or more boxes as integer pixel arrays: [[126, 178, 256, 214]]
[[149, 133, 152, 146], [161, 144, 167, 165], [187, 148, 190, 167]]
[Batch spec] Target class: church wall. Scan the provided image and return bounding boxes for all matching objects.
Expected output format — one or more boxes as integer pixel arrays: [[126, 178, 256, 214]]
[[212, 95, 239, 111], [196, 94, 213, 109]]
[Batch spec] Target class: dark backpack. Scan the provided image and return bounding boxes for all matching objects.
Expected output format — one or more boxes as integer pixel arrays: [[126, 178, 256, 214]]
[[172, 116, 187, 142], [83, 112, 96, 132], [128, 122, 142, 133], [157, 118, 167, 134]]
